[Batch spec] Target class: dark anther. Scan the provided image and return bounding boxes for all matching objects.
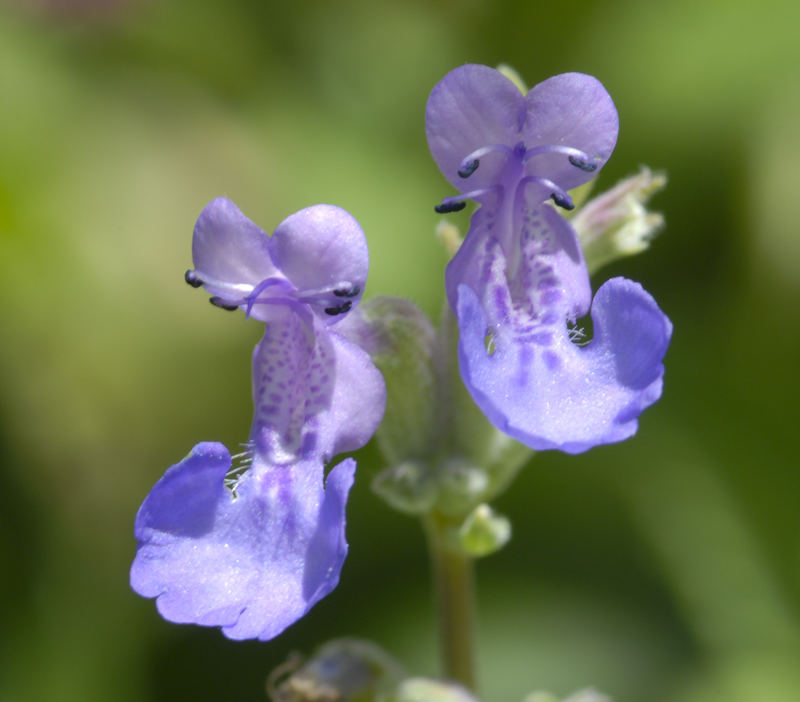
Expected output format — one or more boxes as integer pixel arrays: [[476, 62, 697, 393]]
[[324, 301, 353, 316], [185, 270, 203, 288], [210, 296, 240, 311], [328, 301, 352, 315], [568, 155, 597, 172], [334, 285, 361, 298], [435, 201, 466, 214], [551, 193, 575, 211], [458, 160, 480, 178]]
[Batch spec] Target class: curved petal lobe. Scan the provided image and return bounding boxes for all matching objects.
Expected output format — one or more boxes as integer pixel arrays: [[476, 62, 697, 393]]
[[192, 198, 277, 295], [131, 443, 356, 642], [426, 64, 526, 191], [270, 205, 369, 320], [456, 276, 671, 454], [522, 72, 619, 192]]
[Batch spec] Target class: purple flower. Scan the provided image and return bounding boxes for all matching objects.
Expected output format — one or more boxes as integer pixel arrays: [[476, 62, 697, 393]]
[[426, 65, 672, 453], [131, 199, 385, 640]]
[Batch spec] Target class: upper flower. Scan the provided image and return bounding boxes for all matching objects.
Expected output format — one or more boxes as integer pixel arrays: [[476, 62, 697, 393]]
[[426, 65, 671, 454], [131, 199, 386, 640]]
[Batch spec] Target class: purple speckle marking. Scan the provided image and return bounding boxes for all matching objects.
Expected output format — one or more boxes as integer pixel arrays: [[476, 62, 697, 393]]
[[543, 350, 561, 371], [540, 289, 562, 305]]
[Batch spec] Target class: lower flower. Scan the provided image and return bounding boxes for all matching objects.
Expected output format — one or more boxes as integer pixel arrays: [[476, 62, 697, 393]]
[[130, 197, 386, 640]]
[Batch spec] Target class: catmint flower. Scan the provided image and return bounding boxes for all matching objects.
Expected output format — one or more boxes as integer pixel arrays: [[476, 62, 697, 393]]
[[131, 198, 385, 640], [427, 65, 672, 453]]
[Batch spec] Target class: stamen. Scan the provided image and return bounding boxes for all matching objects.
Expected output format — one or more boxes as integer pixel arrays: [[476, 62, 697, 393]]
[[333, 285, 361, 298], [523, 144, 596, 167], [209, 296, 240, 311], [188, 271, 254, 297], [435, 186, 501, 214], [324, 301, 352, 316], [458, 161, 479, 178], [184, 270, 203, 288], [568, 155, 598, 172], [244, 277, 286, 319], [435, 201, 467, 214], [550, 192, 575, 211], [457, 144, 513, 179], [517, 176, 574, 210]]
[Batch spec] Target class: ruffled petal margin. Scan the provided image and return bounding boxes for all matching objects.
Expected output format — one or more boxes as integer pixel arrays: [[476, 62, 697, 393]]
[[456, 277, 671, 454], [130, 442, 355, 641]]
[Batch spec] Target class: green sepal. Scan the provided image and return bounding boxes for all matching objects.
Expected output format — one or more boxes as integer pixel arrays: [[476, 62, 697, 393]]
[[572, 167, 666, 275], [390, 677, 481, 702], [344, 297, 438, 466], [269, 638, 405, 702], [372, 461, 437, 515], [458, 503, 511, 558]]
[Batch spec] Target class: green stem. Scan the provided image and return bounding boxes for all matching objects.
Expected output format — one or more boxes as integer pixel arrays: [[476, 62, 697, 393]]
[[424, 515, 477, 691]]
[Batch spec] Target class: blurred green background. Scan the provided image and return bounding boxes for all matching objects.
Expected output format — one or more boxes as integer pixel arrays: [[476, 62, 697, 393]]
[[1, 0, 798, 700]]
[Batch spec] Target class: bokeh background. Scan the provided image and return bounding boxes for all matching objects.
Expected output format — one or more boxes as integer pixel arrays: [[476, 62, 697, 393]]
[[1, 0, 799, 700]]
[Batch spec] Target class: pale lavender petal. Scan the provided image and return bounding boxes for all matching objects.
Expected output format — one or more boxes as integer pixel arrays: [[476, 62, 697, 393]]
[[250, 307, 385, 465], [192, 197, 278, 297], [522, 73, 619, 192], [131, 442, 356, 642], [426, 64, 526, 192], [445, 199, 591, 320], [270, 205, 369, 320], [319, 330, 386, 458], [456, 277, 671, 454], [250, 305, 323, 464]]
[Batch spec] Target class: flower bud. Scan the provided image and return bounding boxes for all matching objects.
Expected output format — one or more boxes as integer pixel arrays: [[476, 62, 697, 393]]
[[571, 167, 666, 274], [393, 677, 481, 702], [458, 503, 511, 557], [268, 638, 404, 702], [372, 461, 437, 515], [435, 459, 489, 516]]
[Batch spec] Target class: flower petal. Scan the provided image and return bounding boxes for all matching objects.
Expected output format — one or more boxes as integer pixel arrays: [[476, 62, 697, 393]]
[[270, 205, 369, 321], [426, 64, 526, 192], [445, 202, 591, 322], [130, 442, 355, 642], [456, 277, 670, 454], [320, 329, 387, 457], [250, 307, 385, 465], [522, 73, 619, 193], [192, 197, 278, 297]]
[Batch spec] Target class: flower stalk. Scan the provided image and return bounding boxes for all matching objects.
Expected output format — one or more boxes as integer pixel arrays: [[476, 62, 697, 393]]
[[424, 513, 478, 691]]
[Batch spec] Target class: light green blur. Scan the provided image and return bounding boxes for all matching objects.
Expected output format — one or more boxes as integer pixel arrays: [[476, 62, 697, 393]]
[[0, 1, 799, 701]]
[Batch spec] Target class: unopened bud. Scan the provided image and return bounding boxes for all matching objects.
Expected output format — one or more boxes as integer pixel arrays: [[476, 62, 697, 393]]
[[458, 503, 511, 557], [572, 167, 666, 274], [268, 638, 404, 702], [393, 677, 480, 702], [435, 459, 489, 516], [372, 462, 437, 515]]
